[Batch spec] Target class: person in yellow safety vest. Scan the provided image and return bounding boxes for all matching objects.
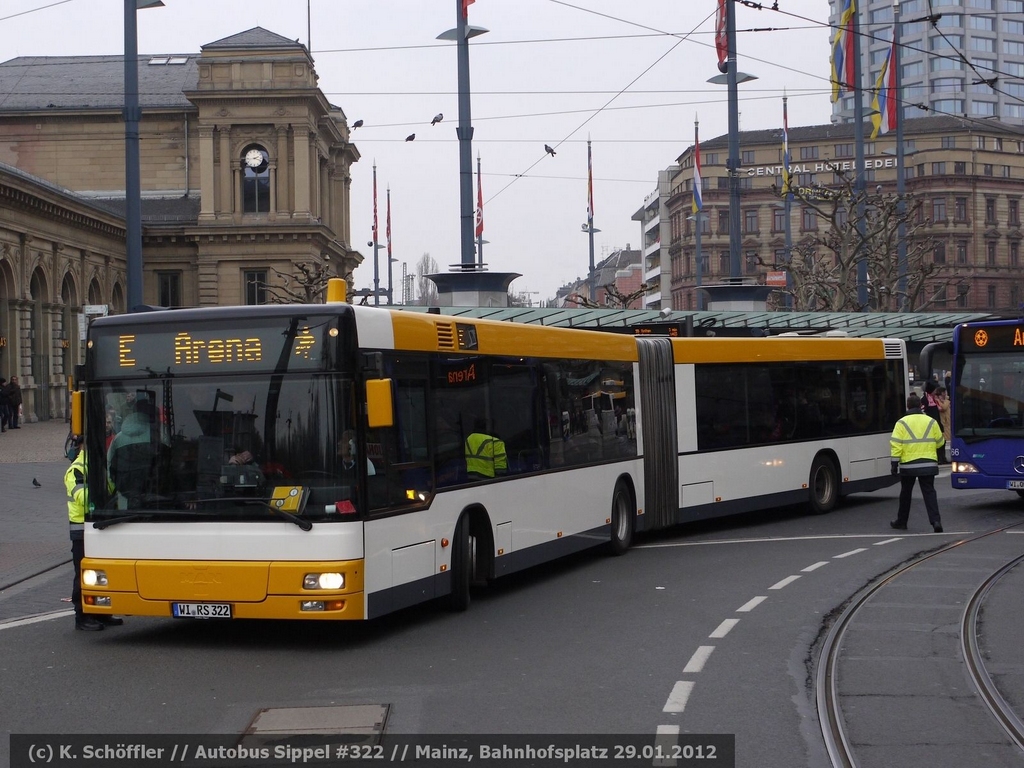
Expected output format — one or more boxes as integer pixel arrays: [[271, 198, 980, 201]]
[[464, 418, 507, 479], [889, 393, 945, 534], [65, 436, 123, 631]]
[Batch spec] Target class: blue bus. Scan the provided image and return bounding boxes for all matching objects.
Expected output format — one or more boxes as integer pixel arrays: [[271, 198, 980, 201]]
[[921, 318, 1024, 498]]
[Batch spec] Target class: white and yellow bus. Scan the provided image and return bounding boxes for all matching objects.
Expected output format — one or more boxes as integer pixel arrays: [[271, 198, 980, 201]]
[[75, 287, 906, 621]]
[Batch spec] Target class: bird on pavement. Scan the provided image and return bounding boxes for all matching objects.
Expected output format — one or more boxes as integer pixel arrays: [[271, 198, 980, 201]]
[[405, 134, 416, 142], [544, 144, 556, 157], [431, 113, 443, 125], [351, 119, 363, 129], [32, 478, 41, 488]]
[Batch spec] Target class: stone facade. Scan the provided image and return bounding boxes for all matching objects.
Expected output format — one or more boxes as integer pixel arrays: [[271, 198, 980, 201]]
[[0, 28, 360, 423], [665, 116, 1024, 313]]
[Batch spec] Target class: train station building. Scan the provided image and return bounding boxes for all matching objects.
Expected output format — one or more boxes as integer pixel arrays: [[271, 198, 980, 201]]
[[0, 28, 360, 421]]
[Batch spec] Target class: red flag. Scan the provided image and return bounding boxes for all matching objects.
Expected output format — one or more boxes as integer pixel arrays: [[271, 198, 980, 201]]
[[386, 188, 392, 258], [475, 168, 484, 238], [463, 0, 475, 18], [715, 0, 728, 73]]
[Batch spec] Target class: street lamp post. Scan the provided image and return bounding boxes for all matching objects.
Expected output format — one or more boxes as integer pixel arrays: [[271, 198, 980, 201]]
[[124, 0, 163, 313]]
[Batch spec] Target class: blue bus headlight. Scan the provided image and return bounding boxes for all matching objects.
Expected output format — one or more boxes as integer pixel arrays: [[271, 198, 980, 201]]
[[303, 572, 344, 590], [952, 461, 978, 474]]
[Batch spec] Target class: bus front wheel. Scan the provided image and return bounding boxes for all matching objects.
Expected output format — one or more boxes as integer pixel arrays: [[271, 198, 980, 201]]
[[808, 454, 839, 515], [609, 482, 634, 555], [446, 516, 475, 612]]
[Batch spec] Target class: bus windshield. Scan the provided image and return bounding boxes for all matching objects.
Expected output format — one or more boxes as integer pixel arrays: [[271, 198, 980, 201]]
[[89, 373, 363, 523], [954, 354, 1024, 440]]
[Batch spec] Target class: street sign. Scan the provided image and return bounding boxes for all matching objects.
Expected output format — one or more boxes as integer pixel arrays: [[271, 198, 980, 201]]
[[82, 304, 108, 316]]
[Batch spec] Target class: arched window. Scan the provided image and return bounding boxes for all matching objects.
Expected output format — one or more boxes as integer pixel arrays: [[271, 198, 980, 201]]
[[241, 145, 270, 214]]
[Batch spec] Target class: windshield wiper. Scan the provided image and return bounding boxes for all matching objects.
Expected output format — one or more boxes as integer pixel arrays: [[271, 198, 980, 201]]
[[190, 496, 313, 531]]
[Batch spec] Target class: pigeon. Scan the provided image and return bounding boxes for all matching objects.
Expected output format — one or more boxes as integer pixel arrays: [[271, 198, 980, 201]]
[[32, 478, 41, 488], [431, 113, 443, 125], [351, 119, 363, 130], [405, 134, 416, 142], [544, 144, 556, 157]]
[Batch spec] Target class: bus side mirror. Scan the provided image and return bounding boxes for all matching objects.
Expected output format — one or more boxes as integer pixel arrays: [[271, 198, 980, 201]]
[[71, 390, 84, 436], [366, 379, 394, 429]]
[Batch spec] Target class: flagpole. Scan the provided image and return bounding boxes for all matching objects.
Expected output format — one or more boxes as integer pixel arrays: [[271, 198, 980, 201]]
[[852, 1, 868, 309], [372, 162, 380, 307], [894, 0, 907, 310], [476, 153, 484, 266], [386, 186, 393, 305], [783, 96, 793, 310], [694, 118, 703, 311], [587, 137, 596, 302]]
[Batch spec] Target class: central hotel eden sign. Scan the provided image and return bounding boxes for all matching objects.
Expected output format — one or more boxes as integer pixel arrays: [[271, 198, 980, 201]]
[[745, 157, 899, 178]]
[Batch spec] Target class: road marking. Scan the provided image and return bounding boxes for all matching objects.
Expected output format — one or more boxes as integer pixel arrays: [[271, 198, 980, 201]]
[[653, 725, 679, 767], [834, 548, 867, 559], [637, 533, 942, 549], [802, 561, 829, 572], [682, 645, 715, 673], [873, 538, 902, 545], [709, 618, 739, 639], [769, 575, 801, 590], [0, 610, 72, 631], [736, 596, 767, 612], [663, 681, 695, 713]]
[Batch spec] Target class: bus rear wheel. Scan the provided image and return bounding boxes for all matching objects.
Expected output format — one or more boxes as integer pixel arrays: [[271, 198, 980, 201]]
[[808, 454, 839, 515], [609, 482, 634, 555], [445, 516, 476, 612]]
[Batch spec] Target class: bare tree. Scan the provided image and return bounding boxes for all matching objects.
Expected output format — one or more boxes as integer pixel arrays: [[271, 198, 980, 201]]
[[415, 253, 440, 307], [255, 261, 335, 304], [766, 172, 968, 312], [565, 282, 650, 309]]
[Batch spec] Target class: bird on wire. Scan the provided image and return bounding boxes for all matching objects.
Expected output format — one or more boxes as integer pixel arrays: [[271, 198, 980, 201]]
[[544, 144, 556, 157], [431, 113, 443, 125], [32, 478, 41, 488], [351, 119, 363, 130], [405, 134, 416, 142]]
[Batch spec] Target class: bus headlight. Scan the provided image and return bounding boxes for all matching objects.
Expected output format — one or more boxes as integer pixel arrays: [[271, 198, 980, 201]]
[[82, 569, 108, 587], [952, 461, 979, 473], [303, 572, 344, 590]]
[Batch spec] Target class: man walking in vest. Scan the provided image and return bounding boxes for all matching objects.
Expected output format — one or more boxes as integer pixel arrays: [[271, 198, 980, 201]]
[[889, 393, 946, 533]]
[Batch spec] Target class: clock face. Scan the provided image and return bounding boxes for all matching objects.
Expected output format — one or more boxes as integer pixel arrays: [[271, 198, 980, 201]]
[[244, 149, 265, 168]]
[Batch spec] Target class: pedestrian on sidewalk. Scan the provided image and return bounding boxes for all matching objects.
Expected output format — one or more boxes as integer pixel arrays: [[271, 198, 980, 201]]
[[0, 377, 9, 431], [4, 375, 22, 428], [65, 435, 124, 631], [889, 393, 946, 533]]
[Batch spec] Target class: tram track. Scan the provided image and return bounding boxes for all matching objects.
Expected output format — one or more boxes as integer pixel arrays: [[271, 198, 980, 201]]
[[817, 522, 1024, 768]]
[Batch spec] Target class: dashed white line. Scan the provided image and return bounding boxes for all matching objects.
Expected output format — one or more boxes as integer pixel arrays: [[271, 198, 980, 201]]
[[801, 561, 829, 572], [682, 645, 715, 673], [834, 547, 867, 559], [709, 618, 739, 639], [653, 725, 680, 767], [873, 538, 902, 546], [663, 681, 695, 713], [736, 596, 767, 612], [769, 575, 801, 590]]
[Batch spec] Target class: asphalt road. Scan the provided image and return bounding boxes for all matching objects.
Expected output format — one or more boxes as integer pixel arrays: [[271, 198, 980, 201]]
[[2, 470, 1024, 768]]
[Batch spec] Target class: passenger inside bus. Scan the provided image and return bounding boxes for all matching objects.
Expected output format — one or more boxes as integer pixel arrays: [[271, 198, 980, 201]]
[[338, 430, 376, 476]]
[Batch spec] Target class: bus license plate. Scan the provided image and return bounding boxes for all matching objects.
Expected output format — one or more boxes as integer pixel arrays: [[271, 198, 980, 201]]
[[172, 602, 232, 619], [1008, 481, 1024, 490]]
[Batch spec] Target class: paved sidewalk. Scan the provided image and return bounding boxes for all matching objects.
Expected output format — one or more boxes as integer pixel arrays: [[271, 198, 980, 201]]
[[0, 419, 75, 594]]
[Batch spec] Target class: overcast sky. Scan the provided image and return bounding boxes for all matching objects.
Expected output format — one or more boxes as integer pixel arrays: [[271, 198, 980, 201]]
[[3, 0, 836, 303]]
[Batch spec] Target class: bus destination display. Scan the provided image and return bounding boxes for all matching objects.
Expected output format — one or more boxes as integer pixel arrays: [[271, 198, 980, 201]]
[[959, 323, 1024, 353], [91, 320, 330, 376]]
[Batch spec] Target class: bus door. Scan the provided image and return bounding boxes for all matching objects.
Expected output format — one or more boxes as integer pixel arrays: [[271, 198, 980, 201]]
[[637, 337, 678, 531]]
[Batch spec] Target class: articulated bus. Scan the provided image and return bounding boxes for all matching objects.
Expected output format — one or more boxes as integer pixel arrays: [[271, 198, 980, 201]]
[[920, 318, 1024, 498], [74, 287, 907, 621]]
